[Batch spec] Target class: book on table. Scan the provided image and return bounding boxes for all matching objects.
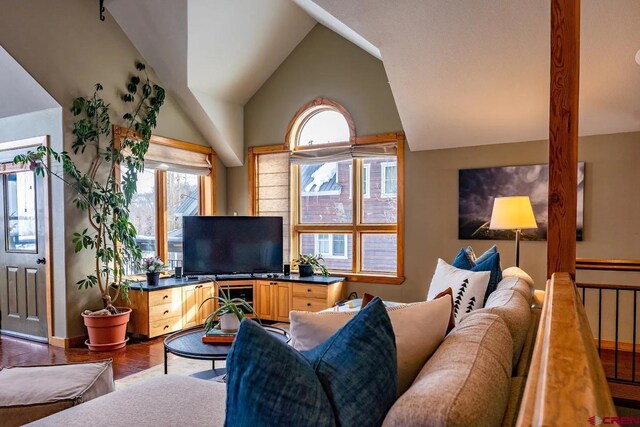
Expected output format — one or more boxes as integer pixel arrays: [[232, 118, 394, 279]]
[[202, 328, 237, 344]]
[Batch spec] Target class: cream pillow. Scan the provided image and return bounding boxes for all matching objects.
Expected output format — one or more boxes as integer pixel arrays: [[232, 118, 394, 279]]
[[427, 258, 491, 324], [289, 296, 452, 395]]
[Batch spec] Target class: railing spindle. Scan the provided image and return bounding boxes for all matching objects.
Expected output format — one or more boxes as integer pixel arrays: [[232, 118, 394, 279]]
[[599, 288, 602, 355], [615, 289, 619, 379], [634, 290, 637, 382]]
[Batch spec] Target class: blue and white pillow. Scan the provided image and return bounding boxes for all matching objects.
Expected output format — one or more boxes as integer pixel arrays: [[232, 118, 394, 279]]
[[452, 245, 502, 302], [225, 298, 397, 427]]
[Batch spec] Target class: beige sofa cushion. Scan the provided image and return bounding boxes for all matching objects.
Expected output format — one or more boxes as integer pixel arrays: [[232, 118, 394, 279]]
[[383, 312, 513, 427], [516, 305, 542, 377], [290, 296, 452, 395], [501, 376, 526, 427], [496, 276, 534, 303], [0, 360, 114, 427], [476, 288, 532, 366], [28, 374, 226, 426]]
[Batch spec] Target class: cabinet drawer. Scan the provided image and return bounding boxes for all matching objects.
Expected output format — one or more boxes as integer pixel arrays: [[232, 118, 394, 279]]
[[292, 297, 329, 312], [148, 288, 182, 307], [149, 316, 182, 337], [149, 302, 182, 322], [292, 284, 327, 300]]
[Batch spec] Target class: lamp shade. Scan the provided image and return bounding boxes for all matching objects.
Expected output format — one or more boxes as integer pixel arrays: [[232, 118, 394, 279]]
[[489, 196, 537, 230]]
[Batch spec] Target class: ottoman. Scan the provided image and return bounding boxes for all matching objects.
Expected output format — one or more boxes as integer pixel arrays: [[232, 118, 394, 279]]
[[0, 359, 114, 426]]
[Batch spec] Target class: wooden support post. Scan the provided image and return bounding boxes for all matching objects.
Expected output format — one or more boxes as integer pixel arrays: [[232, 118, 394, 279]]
[[547, 0, 580, 280]]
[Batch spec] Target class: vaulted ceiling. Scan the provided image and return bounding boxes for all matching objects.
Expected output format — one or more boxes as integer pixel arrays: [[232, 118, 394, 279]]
[[109, 0, 640, 164]]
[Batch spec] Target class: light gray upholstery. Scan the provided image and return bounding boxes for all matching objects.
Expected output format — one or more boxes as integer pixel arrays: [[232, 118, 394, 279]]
[[0, 360, 114, 427], [496, 276, 534, 303], [28, 375, 226, 427], [476, 288, 532, 366], [383, 313, 513, 427]]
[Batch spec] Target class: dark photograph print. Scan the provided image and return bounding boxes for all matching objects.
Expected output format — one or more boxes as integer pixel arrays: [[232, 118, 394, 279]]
[[458, 162, 584, 241]]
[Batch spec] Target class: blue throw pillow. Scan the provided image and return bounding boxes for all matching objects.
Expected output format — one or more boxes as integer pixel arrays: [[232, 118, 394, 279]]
[[303, 298, 397, 427], [452, 248, 475, 270], [225, 320, 336, 427], [471, 252, 503, 302], [474, 244, 498, 265]]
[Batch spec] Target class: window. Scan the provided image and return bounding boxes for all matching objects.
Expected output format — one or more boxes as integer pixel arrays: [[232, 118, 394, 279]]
[[116, 126, 215, 273], [381, 162, 398, 197], [257, 97, 404, 283]]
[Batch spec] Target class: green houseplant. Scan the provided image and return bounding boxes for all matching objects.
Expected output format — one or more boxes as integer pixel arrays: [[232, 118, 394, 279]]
[[14, 62, 165, 350], [201, 287, 258, 333], [293, 254, 330, 277]]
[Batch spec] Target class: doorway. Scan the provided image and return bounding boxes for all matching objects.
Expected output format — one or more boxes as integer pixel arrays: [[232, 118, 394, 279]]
[[0, 161, 48, 341]]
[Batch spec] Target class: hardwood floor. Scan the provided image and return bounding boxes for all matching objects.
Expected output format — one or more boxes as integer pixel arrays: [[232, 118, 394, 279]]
[[0, 334, 165, 380], [600, 348, 640, 407]]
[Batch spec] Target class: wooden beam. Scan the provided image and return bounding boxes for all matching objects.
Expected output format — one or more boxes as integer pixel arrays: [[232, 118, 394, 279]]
[[547, 0, 580, 280]]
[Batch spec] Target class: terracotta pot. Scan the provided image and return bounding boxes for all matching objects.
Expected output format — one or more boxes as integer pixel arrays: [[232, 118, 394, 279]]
[[82, 307, 131, 352]]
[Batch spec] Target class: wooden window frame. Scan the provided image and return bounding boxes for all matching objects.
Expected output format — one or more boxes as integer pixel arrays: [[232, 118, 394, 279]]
[[113, 126, 216, 267], [248, 99, 405, 285]]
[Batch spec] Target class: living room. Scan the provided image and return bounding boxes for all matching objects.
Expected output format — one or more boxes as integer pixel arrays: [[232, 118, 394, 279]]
[[0, 0, 638, 425]]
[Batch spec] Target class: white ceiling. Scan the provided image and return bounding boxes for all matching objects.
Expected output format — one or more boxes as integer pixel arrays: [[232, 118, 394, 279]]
[[107, 0, 314, 166], [0, 45, 58, 119], [309, 0, 640, 151]]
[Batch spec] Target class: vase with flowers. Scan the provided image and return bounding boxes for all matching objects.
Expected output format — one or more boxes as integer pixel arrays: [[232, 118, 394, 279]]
[[142, 256, 165, 286]]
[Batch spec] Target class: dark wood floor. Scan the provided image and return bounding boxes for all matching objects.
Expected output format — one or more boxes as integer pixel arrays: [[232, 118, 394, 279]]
[[0, 334, 165, 380]]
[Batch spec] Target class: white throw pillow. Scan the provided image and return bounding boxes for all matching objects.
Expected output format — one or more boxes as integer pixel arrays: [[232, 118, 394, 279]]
[[289, 296, 452, 395], [427, 258, 490, 323]]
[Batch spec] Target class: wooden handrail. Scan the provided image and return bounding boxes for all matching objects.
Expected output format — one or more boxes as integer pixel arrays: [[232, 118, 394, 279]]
[[576, 258, 640, 272], [517, 273, 615, 426]]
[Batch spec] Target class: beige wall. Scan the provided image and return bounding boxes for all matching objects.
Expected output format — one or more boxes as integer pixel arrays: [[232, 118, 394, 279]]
[[230, 23, 640, 307], [0, 0, 225, 337]]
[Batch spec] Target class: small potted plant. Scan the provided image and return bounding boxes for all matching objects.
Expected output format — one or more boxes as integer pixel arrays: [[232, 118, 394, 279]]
[[142, 256, 165, 286], [201, 287, 258, 333], [293, 254, 329, 277]]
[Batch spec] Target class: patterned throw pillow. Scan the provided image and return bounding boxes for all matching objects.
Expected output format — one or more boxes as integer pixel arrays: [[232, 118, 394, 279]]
[[226, 298, 397, 427], [427, 259, 491, 324], [452, 245, 502, 302]]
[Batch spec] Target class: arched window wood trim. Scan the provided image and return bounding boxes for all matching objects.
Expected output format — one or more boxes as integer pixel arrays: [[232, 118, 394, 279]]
[[284, 97, 356, 150]]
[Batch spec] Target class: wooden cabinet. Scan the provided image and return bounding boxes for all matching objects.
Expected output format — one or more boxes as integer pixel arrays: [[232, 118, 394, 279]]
[[182, 282, 216, 328], [291, 283, 344, 313], [256, 281, 292, 322]]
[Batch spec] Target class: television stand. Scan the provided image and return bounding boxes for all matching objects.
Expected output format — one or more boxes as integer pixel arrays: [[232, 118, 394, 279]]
[[215, 274, 254, 280]]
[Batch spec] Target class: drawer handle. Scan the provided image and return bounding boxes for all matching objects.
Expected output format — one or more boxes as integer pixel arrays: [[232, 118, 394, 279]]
[[196, 284, 202, 289], [164, 310, 169, 315], [164, 325, 169, 330], [307, 289, 311, 292], [307, 303, 311, 307], [163, 295, 169, 300]]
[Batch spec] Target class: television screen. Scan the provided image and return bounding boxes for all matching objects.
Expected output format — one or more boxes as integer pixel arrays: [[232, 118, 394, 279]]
[[182, 216, 283, 275]]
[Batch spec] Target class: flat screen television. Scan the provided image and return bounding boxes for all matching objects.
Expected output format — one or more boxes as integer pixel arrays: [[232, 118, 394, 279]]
[[182, 216, 283, 275]]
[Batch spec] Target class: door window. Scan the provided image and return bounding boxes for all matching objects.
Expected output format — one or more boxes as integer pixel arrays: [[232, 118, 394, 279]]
[[4, 171, 37, 252]]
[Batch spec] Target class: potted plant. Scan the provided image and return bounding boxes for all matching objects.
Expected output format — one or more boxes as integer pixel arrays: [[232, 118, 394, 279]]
[[201, 287, 258, 333], [14, 62, 165, 351], [293, 254, 330, 277], [142, 256, 165, 286]]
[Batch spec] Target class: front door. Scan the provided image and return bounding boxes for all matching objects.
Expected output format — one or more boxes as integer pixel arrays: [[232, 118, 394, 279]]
[[0, 164, 48, 339]]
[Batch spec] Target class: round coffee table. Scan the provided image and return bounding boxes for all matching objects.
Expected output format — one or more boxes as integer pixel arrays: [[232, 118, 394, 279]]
[[163, 325, 290, 379]]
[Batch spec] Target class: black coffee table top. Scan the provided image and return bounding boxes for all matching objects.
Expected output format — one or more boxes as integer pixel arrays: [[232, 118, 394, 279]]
[[164, 325, 290, 360]]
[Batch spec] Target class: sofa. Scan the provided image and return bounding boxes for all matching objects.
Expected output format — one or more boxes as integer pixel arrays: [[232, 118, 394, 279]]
[[29, 274, 541, 427]]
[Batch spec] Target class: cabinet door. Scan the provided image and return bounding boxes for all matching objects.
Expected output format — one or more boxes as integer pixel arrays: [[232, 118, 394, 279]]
[[182, 284, 200, 328], [256, 281, 274, 320], [199, 282, 216, 324], [274, 282, 291, 322]]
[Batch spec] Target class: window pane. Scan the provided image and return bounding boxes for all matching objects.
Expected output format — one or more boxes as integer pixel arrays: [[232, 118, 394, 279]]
[[5, 172, 36, 252], [298, 110, 350, 146], [300, 160, 352, 223], [362, 234, 397, 273], [362, 158, 397, 223], [166, 171, 199, 268], [300, 233, 352, 271], [128, 168, 156, 269]]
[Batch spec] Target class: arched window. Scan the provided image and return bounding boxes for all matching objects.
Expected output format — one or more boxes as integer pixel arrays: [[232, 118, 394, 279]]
[[286, 98, 356, 149]]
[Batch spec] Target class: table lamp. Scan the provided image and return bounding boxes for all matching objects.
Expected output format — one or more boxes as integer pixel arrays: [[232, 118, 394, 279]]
[[489, 196, 537, 267]]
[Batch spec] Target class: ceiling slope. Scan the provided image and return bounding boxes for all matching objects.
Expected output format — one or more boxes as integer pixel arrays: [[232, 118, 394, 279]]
[[310, 0, 640, 151], [107, 0, 315, 166], [0, 45, 59, 119]]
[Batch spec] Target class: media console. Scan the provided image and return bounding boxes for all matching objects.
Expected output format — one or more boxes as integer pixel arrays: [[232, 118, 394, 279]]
[[118, 275, 346, 338]]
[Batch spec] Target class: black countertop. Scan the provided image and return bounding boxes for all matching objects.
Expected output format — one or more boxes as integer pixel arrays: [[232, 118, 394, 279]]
[[128, 274, 346, 291]]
